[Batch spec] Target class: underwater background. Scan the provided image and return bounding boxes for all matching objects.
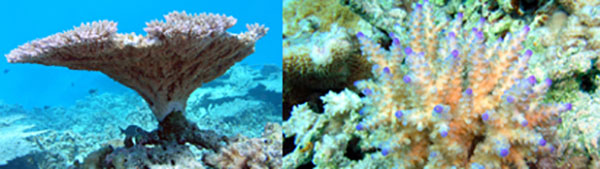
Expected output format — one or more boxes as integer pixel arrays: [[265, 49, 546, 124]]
[[0, 0, 282, 168]]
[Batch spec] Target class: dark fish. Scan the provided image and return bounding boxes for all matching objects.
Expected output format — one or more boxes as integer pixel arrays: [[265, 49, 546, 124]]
[[88, 89, 97, 94], [120, 125, 148, 137], [3, 69, 8, 74]]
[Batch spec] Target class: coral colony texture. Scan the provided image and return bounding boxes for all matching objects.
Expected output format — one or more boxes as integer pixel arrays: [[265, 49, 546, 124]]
[[282, 0, 374, 115], [4, 11, 282, 168], [282, 0, 600, 168], [353, 3, 566, 168]]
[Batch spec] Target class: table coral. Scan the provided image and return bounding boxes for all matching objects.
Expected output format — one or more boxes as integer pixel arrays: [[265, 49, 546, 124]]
[[6, 11, 267, 122], [5, 11, 270, 168]]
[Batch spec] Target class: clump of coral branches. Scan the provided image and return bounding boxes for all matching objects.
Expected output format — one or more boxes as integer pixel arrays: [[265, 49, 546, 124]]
[[352, 0, 570, 168]]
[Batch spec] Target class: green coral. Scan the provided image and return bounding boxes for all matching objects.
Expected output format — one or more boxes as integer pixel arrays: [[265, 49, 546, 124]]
[[556, 79, 600, 167]]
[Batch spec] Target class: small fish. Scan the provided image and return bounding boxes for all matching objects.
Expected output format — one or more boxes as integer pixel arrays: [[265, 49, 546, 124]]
[[120, 125, 148, 137], [3, 69, 9, 74], [88, 89, 97, 94]]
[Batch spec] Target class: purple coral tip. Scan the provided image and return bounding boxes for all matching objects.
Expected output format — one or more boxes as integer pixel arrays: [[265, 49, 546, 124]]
[[395, 110, 403, 119], [393, 38, 400, 46], [356, 32, 365, 39], [521, 120, 528, 127], [416, 3, 423, 9], [523, 25, 530, 33], [482, 112, 489, 121], [558, 118, 562, 123], [465, 88, 473, 96], [359, 109, 365, 115], [434, 105, 443, 113], [500, 148, 509, 157], [528, 75, 536, 85], [506, 96, 515, 103], [565, 103, 572, 111], [404, 47, 413, 55], [383, 67, 391, 75], [476, 31, 484, 39], [457, 13, 463, 19], [356, 123, 365, 131], [403, 75, 412, 83], [479, 17, 486, 23], [448, 31, 456, 38], [545, 78, 552, 86], [451, 49, 459, 59], [525, 49, 533, 57], [440, 130, 448, 137], [353, 80, 361, 87], [389, 32, 395, 38], [539, 138, 547, 146], [430, 152, 437, 158], [382, 148, 390, 156], [363, 88, 372, 95]]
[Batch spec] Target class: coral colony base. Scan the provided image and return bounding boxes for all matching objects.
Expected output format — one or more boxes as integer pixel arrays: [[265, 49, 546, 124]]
[[283, 0, 576, 168], [5, 11, 280, 168]]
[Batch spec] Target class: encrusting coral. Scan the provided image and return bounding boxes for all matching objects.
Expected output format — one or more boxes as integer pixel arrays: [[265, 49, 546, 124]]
[[554, 76, 600, 168], [282, 0, 376, 117], [527, 10, 600, 81], [5, 11, 268, 168], [284, 0, 572, 168]]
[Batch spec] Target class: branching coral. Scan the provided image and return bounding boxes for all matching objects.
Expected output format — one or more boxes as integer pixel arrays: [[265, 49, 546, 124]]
[[283, 89, 363, 168], [204, 122, 282, 169], [350, 1, 570, 168]]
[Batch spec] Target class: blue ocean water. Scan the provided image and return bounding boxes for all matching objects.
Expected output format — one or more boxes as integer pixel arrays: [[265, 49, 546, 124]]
[[0, 0, 282, 108]]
